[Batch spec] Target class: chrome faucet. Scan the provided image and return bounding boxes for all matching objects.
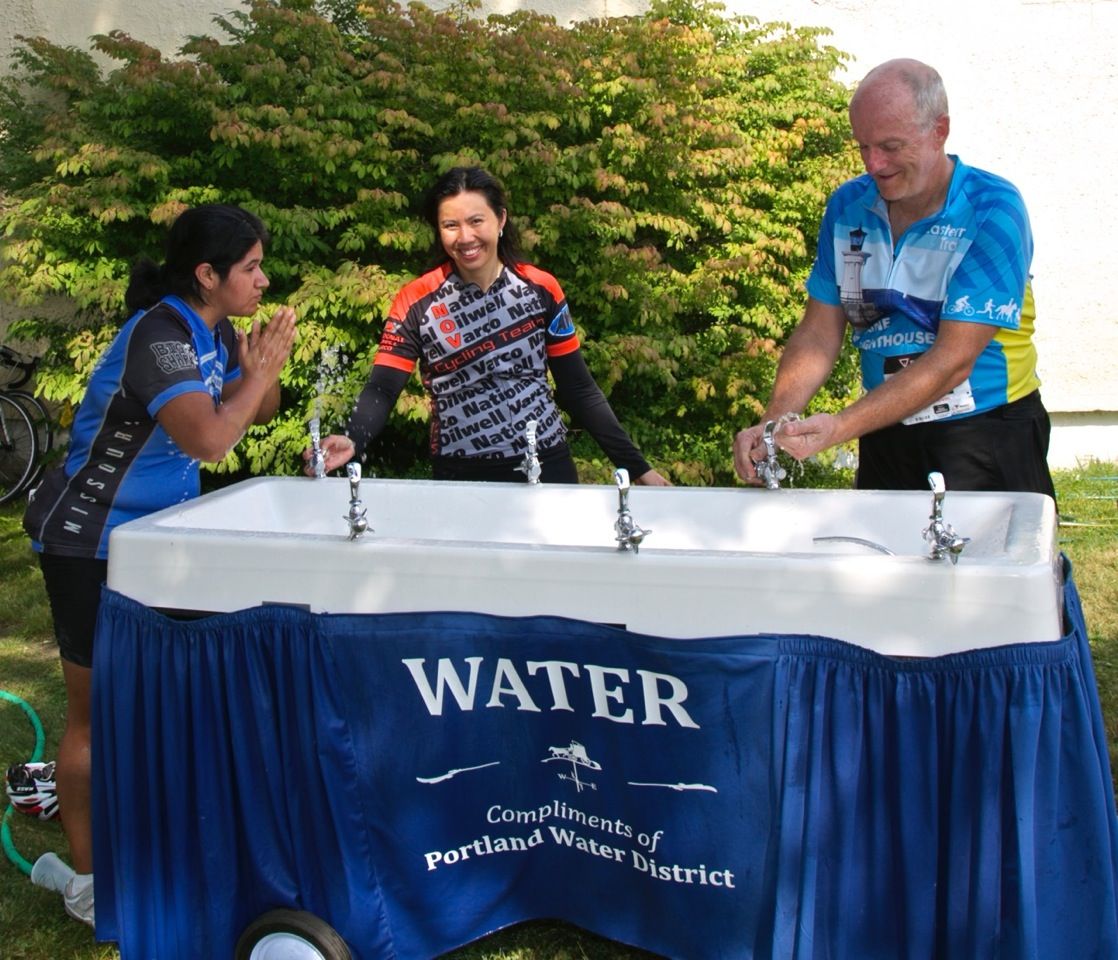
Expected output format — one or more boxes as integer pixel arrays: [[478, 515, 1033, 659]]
[[923, 471, 969, 563], [344, 462, 369, 540], [308, 417, 326, 479], [515, 418, 542, 484], [755, 420, 787, 490], [613, 468, 651, 552]]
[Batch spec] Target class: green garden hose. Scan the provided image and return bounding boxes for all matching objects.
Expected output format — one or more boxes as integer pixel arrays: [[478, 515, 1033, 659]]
[[1, 689, 47, 876]]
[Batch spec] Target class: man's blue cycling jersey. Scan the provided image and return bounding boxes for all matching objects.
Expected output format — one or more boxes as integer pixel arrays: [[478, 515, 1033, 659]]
[[806, 155, 1041, 420]]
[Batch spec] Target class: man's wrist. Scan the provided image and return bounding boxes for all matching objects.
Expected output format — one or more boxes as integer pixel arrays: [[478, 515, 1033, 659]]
[[761, 404, 802, 425]]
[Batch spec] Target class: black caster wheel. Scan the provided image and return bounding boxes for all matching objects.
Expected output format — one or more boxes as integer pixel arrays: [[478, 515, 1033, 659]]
[[235, 908, 352, 959]]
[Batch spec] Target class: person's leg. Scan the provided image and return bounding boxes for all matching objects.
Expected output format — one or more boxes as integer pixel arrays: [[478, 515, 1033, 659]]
[[431, 444, 580, 484], [919, 393, 1057, 498], [539, 446, 579, 484], [991, 391, 1057, 500], [56, 658, 94, 874], [918, 418, 1002, 491], [856, 422, 927, 490], [36, 552, 104, 921], [431, 455, 516, 481]]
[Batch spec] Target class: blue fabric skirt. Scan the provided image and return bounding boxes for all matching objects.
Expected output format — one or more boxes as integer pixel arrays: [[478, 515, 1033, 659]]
[[91, 559, 1118, 959]]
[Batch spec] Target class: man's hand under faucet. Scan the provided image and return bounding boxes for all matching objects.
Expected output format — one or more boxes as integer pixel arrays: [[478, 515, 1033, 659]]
[[734, 415, 834, 485], [758, 414, 839, 463]]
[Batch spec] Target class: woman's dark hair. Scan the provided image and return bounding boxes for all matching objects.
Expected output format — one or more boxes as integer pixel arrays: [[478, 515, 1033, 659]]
[[423, 166, 522, 268], [124, 204, 270, 314]]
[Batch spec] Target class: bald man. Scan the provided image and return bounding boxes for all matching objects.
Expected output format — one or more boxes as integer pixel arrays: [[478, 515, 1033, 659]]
[[733, 58, 1055, 498]]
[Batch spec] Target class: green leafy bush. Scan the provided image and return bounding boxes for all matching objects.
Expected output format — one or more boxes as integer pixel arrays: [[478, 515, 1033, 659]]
[[0, 0, 861, 484]]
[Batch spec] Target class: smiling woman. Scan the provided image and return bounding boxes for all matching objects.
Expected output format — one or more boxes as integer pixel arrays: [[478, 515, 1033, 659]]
[[310, 166, 670, 487], [435, 189, 507, 291]]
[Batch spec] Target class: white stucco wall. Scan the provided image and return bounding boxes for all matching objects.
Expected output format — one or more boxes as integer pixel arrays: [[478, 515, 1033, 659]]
[[0, 0, 208, 67], [3, 0, 1115, 465]]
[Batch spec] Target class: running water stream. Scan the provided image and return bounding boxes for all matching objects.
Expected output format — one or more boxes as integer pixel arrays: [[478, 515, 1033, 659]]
[[307, 344, 344, 478]]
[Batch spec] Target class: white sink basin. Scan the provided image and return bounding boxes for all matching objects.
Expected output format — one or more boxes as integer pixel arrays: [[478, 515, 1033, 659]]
[[106, 476, 1061, 657]]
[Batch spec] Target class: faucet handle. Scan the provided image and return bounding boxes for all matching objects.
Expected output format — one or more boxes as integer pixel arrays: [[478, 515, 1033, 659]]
[[614, 468, 630, 491], [343, 461, 369, 539], [514, 419, 542, 483], [762, 420, 778, 456], [755, 421, 788, 489], [345, 508, 368, 541], [923, 470, 969, 563], [347, 461, 362, 497]]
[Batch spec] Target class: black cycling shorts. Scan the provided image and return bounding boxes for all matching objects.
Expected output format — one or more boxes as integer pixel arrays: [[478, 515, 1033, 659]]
[[431, 443, 580, 484], [37, 552, 107, 669], [856, 390, 1056, 500]]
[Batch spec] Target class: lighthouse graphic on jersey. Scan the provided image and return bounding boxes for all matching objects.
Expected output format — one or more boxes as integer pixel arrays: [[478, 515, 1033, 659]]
[[839, 227, 882, 329]]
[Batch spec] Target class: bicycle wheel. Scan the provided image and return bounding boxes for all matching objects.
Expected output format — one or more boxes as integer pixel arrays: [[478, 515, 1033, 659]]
[[0, 392, 38, 505], [5, 390, 54, 488], [0, 345, 34, 389]]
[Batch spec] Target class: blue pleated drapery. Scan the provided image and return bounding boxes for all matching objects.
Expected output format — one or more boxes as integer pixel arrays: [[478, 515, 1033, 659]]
[[91, 560, 1118, 960]]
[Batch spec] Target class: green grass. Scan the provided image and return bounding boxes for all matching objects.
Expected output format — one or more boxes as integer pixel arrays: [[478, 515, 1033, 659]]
[[1057, 461, 1118, 778], [2, 462, 1116, 959]]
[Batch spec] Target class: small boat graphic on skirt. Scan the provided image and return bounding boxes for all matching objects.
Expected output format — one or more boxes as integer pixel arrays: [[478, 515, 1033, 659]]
[[543, 740, 601, 792]]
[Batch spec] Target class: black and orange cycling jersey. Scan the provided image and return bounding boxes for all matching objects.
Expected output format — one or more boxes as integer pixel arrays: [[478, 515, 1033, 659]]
[[374, 261, 580, 460]]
